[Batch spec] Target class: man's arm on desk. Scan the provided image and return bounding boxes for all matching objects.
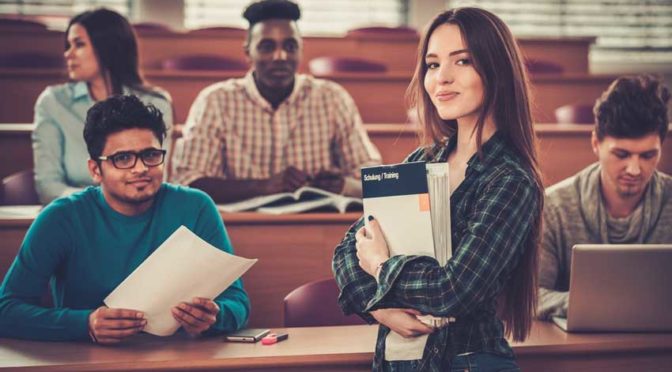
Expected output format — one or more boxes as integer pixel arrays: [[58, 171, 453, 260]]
[[189, 167, 309, 204]]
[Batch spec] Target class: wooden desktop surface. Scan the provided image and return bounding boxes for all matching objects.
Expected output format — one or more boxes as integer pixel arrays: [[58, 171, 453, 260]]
[[0, 322, 670, 371]]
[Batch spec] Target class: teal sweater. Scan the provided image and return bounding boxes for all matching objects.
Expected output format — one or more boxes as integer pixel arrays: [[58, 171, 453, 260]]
[[0, 184, 250, 341]]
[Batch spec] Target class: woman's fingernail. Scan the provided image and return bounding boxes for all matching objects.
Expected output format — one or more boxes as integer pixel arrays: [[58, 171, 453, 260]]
[[368, 215, 374, 221]]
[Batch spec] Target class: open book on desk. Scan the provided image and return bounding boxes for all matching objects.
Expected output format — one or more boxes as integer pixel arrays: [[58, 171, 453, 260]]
[[218, 186, 362, 214]]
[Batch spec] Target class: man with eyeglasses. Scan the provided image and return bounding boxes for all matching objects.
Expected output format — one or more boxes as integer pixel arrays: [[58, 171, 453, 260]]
[[0, 95, 250, 343], [171, 0, 381, 203]]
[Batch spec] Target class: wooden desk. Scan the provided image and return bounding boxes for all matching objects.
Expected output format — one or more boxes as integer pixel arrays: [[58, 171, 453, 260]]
[[0, 123, 420, 179], [143, 70, 413, 124], [0, 212, 360, 328], [4, 123, 670, 186], [0, 27, 593, 75], [0, 68, 615, 124], [0, 124, 34, 181], [0, 322, 670, 371]]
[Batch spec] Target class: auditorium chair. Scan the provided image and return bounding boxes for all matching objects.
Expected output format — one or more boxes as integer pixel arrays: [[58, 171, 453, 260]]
[[283, 277, 368, 327], [160, 54, 248, 71], [0, 17, 47, 30], [308, 57, 387, 76], [0, 52, 64, 69], [132, 22, 174, 32], [1, 169, 39, 205], [187, 26, 246, 37], [346, 26, 418, 38], [554, 104, 595, 124]]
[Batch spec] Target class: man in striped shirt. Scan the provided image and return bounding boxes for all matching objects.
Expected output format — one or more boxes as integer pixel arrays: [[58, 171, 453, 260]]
[[171, 0, 381, 203]]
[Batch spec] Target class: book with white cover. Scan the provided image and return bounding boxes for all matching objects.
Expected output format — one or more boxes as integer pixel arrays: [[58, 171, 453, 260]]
[[362, 161, 435, 258], [218, 186, 361, 214], [426, 163, 452, 267], [361, 161, 453, 361]]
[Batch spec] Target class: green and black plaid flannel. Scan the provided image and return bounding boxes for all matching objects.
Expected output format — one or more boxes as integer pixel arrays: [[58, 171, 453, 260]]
[[333, 132, 541, 371]]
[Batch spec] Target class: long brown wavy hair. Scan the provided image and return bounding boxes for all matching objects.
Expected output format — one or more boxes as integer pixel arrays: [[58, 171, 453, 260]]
[[406, 7, 544, 341]]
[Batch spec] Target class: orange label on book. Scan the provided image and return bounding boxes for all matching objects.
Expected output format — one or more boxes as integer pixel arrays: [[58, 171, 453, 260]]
[[418, 193, 430, 212]]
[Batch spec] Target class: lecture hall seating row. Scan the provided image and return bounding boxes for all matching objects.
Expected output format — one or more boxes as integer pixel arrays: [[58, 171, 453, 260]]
[[0, 25, 594, 74], [2, 123, 671, 186], [0, 24, 601, 124], [4, 123, 669, 326], [0, 68, 617, 124]]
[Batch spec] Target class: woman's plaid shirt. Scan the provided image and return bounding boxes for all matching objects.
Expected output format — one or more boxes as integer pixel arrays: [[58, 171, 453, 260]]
[[333, 132, 541, 371]]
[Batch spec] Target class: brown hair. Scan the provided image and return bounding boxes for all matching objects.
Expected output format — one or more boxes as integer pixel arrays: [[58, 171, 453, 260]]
[[66, 8, 165, 99], [594, 74, 669, 143], [406, 7, 544, 341]]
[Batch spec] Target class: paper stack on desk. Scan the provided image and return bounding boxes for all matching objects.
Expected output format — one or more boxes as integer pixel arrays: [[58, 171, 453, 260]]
[[104, 225, 257, 336]]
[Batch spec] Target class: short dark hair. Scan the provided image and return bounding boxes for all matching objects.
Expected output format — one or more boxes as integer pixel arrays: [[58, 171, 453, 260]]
[[67, 8, 143, 95], [243, 0, 301, 47], [594, 75, 670, 142], [84, 95, 166, 160], [243, 0, 301, 26]]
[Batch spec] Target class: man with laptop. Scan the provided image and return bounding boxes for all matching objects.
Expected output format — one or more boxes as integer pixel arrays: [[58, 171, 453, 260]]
[[538, 75, 672, 325]]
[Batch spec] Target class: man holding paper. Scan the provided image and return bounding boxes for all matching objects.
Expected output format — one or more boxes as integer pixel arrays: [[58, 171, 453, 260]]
[[0, 95, 250, 343]]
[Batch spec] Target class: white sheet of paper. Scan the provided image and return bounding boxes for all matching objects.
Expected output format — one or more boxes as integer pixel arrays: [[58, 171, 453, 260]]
[[104, 225, 257, 336]]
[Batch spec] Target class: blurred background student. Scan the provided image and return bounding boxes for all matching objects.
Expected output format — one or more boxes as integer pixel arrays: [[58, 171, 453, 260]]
[[32, 8, 173, 204]]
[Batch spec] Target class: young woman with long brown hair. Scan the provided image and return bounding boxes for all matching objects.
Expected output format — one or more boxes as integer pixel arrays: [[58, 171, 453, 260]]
[[32, 8, 173, 204], [333, 7, 544, 371]]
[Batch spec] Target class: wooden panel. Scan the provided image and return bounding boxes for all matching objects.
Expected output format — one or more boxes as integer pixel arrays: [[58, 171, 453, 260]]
[[142, 71, 411, 124], [0, 322, 670, 371], [518, 37, 593, 74], [0, 69, 64, 124], [2, 123, 671, 186], [0, 29, 64, 57], [365, 124, 420, 164], [0, 68, 615, 124], [0, 213, 359, 329], [530, 74, 614, 123], [0, 28, 592, 74], [0, 124, 34, 180], [221, 213, 358, 327], [135, 29, 248, 70]]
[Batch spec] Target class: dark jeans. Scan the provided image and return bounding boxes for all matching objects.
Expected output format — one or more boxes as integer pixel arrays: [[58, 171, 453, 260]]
[[382, 352, 520, 372]]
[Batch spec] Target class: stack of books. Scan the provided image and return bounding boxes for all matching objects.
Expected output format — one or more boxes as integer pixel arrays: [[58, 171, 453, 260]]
[[361, 161, 455, 359]]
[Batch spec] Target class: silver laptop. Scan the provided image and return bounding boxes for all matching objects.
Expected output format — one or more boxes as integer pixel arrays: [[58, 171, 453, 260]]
[[552, 244, 672, 332]]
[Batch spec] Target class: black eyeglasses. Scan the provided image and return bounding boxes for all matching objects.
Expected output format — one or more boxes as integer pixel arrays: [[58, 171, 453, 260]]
[[98, 148, 166, 169]]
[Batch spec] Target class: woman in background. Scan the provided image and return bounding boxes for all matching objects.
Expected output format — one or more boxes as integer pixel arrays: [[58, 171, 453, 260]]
[[33, 8, 173, 204], [333, 7, 544, 371]]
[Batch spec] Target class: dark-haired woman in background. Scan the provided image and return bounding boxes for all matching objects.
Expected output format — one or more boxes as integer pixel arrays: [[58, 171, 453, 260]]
[[333, 7, 544, 371], [32, 8, 173, 204]]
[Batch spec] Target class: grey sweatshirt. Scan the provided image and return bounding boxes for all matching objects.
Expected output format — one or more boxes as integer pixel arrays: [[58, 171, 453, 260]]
[[537, 163, 672, 320]]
